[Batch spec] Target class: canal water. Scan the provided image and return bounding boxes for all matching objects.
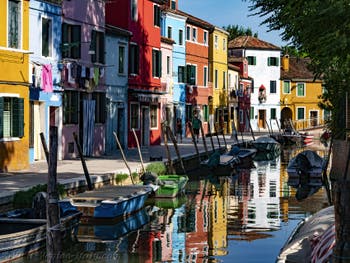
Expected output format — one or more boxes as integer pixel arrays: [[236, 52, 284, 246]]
[[18, 146, 330, 263]]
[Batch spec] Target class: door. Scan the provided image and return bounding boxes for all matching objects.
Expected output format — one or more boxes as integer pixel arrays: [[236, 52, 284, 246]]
[[310, 111, 318, 127], [258, 109, 266, 129], [82, 100, 95, 156], [141, 106, 150, 147], [117, 107, 125, 149]]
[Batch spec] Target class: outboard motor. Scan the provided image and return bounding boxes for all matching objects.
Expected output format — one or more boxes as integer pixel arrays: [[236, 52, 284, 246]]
[[140, 171, 164, 186], [32, 191, 47, 219]]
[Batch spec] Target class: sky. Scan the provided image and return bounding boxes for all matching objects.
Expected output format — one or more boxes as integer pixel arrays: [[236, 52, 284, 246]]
[[178, 0, 288, 47]]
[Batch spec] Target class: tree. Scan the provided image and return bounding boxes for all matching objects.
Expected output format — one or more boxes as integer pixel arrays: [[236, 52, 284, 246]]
[[222, 24, 258, 41], [244, 1, 350, 261]]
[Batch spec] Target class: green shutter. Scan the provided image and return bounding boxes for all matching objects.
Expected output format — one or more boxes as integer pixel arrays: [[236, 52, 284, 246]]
[[267, 57, 271, 66], [0, 97, 3, 138], [186, 65, 191, 84], [276, 58, 279, 66], [72, 25, 81, 59], [253, 57, 256, 65], [12, 97, 24, 138], [152, 50, 156, 77], [91, 30, 97, 62]]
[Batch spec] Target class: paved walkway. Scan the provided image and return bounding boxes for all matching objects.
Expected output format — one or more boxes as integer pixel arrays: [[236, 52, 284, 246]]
[[0, 135, 239, 205]]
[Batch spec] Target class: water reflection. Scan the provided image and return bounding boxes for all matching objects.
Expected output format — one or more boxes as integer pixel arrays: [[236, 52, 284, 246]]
[[19, 146, 331, 263]]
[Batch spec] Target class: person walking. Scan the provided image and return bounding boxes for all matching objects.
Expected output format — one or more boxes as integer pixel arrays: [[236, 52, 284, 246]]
[[176, 118, 183, 143], [192, 114, 201, 143]]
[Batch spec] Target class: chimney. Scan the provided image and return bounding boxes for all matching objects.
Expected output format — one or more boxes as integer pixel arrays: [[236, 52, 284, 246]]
[[282, 54, 289, 72]]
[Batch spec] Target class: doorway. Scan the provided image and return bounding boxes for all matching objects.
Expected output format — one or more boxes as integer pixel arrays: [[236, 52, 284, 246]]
[[258, 109, 266, 129], [310, 111, 318, 127], [141, 106, 150, 147]]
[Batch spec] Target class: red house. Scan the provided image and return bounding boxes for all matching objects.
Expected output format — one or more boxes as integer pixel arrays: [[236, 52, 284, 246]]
[[106, 0, 167, 147]]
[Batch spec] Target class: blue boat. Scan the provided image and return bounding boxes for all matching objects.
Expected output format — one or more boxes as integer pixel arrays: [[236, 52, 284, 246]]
[[60, 185, 153, 222]]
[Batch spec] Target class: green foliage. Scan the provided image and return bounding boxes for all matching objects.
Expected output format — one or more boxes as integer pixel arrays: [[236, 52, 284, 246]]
[[13, 184, 66, 209], [247, 0, 350, 139], [114, 173, 129, 184], [145, 162, 167, 175], [222, 24, 258, 41]]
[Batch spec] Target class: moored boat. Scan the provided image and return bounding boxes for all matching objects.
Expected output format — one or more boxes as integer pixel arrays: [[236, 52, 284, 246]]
[[60, 185, 153, 223], [251, 136, 281, 153]]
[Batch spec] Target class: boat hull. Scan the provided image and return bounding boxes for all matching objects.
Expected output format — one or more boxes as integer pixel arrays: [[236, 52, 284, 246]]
[[154, 175, 188, 198]]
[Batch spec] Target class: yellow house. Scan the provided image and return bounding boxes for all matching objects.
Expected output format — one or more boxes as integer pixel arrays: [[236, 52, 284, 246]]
[[280, 55, 324, 131], [0, 0, 30, 171], [209, 27, 229, 133]]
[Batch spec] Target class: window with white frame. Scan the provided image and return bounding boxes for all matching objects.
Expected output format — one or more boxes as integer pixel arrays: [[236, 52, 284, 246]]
[[214, 69, 218, 88], [186, 64, 196, 85], [283, 80, 291, 94], [247, 56, 256, 65], [150, 104, 158, 128], [153, 4, 160, 27], [214, 35, 218, 49], [171, 0, 176, 9], [223, 38, 226, 51], [166, 56, 170, 75], [42, 17, 52, 57], [297, 83, 305, 96], [179, 29, 183, 45], [267, 56, 279, 66], [152, 49, 161, 77], [63, 90, 79, 124], [129, 43, 139, 75], [118, 45, 125, 74], [297, 107, 305, 120], [223, 71, 226, 90], [203, 31, 208, 45], [91, 30, 105, 64], [192, 27, 197, 42], [131, 0, 138, 21], [0, 96, 24, 138], [270, 80, 277, 93], [167, 26, 172, 39], [92, 92, 106, 124], [130, 103, 139, 129], [186, 26, 190, 40], [203, 66, 208, 87], [270, 108, 276, 119], [62, 23, 81, 59], [8, 0, 21, 49]]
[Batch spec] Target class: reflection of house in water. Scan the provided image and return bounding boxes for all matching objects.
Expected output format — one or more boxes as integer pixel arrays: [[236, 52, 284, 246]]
[[208, 178, 229, 256]]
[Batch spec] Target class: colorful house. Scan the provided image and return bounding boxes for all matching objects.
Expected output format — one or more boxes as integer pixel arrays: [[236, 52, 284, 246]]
[[280, 55, 324, 130], [61, 0, 106, 158], [209, 26, 229, 134], [227, 63, 240, 134], [160, 2, 187, 134], [0, 0, 30, 171], [106, 0, 166, 148], [29, 0, 63, 162], [104, 25, 132, 153], [229, 36, 281, 132], [176, 10, 213, 134]]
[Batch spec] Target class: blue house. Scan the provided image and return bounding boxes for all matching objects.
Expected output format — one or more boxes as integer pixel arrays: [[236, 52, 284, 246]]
[[29, 0, 63, 162], [104, 25, 132, 153], [161, 7, 187, 134]]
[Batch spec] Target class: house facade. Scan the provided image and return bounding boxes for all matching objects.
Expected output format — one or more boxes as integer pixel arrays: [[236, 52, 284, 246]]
[[61, 0, 106, 158], [227, 63, 240, 134], [161, 7, 187, 135], [229, 36, 281, 132], [29, 0, 63, 162], [280, 55, 324, 130], [104, 25, 131, 153], [106, 0, 166, 148], [0, 0, 30, 171], [209, 26, 229, 133]]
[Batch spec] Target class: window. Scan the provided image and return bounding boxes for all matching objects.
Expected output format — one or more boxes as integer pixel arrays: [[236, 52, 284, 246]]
[[179, 29, 183, 45], [62, 23, 81, 59], [91, 30, 105, 64], [247, 56, 256, 65], [118, 45, 125, 74], [203, 31, 208, 45], [214, 69, 218, 88], [192, 27, 197, 42], [131, 0, 138, 21], [167, 26, 172, 39], [8, 0, 21, 49], [178, 66, 185, 83], [283, 81, 291, 94], [92, 93, 106, 124], [42, 18, 52, 57], [270, 108, 276, 119], [153, 5, 161, 27], [297, 83, 305, 96], [223, 71, 226, 90], [150, 104, 158, 128], [214, 35, 218, 49], [130, 103, 139, 129], [152, 49, 161, 77], [63, 91, 79, 124], [223, 38, 226, 51], [270, 80, 277, 93], [0, 96, 24, 138], [171, 0, 176, 9], [186, 26, 191, 40], [267, 57, 279, 66], [129, 43, 139, 74], [203, 66, 208, 87], [166, 56, 170, 75], [297, 107, 305, 120], [202, 105, 209, 122], [186, 65, 196, 85]]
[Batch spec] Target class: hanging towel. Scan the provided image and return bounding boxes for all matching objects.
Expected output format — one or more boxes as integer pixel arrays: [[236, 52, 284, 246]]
[[99, 67, 104, 78], [35, 65, 42, 88], [42, 64, 53, 92], [67, 62, 75, 84], [94, 67, 99, 86]]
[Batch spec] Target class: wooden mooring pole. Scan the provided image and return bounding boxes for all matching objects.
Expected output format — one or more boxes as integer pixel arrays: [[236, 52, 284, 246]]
[[39, 132, 49, 165], [162, 123, 175, 174], [132, 128, 146, 174], [187, 121, 200, 162], [200, 121, 209, 159], [213, 123, 221, 148], [73, 132, 93, 190], [166, 125, 186, 174], [207, 123, 215, 151], [46, 126, 62, 263]]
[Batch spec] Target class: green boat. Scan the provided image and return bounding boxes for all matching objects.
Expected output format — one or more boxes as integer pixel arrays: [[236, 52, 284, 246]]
[[153, 175, 188, 198]]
